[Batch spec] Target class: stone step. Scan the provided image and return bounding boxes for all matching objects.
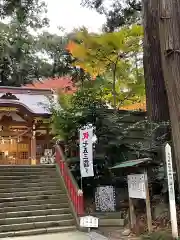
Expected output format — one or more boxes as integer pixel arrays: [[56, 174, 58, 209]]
[[99, 218, 125, 227], [0, 190, 65, 198], [0, 170, 57, 175], [0, 199, 69, 208], [0, 225, 77, 238], [0, 194, 68, 203], [0, 177, 61, 184], [0, 208, 71, 218], [0, 219, 75, 232], [95, 212, 124, 219], [0, 165, 55, 169], [0, 167, 57, 173], [0, 181, 62, 189], [0, 185, 62, 193], [0, 174, 58, 180], [0, 213, 73, 225], [0, 165, 77, 236], [0, 203, 68, 213]]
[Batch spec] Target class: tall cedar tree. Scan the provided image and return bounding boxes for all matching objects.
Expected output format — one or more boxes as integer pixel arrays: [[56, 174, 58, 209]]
[[143, 0, 169, 122], [158, 0, 180, 191]]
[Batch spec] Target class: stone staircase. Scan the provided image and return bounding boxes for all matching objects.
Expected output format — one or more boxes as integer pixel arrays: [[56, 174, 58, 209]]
[[0, 165, 77, 238]]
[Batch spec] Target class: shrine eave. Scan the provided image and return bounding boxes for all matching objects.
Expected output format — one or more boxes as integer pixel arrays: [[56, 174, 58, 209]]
[[0, 94, 51, 116], [0, 86, 52, 95]]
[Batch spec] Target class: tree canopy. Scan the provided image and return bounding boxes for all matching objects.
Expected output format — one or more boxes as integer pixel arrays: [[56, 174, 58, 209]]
[[82, 0, 141, 31], [0, 0, 87, 86], [67, 25, 145, 109]]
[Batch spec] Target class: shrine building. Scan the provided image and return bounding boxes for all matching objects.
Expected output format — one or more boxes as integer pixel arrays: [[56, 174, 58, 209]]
[[0, 77, 75, 165]]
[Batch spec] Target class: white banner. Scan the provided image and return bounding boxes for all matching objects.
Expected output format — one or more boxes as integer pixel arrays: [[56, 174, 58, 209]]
[[80, 127, 94, 178]]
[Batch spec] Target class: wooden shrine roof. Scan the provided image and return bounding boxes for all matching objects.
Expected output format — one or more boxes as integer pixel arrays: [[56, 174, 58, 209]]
[[23, 77, 76, 94], [0, 88, 52, 115]]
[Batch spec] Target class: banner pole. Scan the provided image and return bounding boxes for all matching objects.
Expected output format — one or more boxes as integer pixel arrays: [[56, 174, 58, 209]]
[[80, 177, 83, 190]]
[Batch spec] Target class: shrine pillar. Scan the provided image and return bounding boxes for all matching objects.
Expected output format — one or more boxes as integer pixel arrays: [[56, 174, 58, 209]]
[[30, 124, 36, 165]]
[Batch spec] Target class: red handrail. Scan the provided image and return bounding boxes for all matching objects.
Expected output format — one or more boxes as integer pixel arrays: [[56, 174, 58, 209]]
[[55, 145, 84, 216]]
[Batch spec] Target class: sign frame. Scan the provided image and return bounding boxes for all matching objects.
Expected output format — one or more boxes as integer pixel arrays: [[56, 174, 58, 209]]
[[80, 215, 99, 232], [128, 171, 152, 233]]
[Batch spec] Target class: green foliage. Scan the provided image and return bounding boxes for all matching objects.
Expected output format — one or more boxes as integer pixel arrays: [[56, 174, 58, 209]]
[[142, 231, 173, 240], [0, 0, 49, 28], [36, 31, 90, 81], [52, 81, 105, 143], [52, 80, 147, 162], [0, 0, 49, 86], [69, 25, 144, 108], [37, 32, 71, 77], [0, 22, 37, 85], [0, 0, 88, 86], [81, 0, 141, 32], [0, 19, 90, 86]]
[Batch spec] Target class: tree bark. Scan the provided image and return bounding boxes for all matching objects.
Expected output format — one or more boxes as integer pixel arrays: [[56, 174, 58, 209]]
[[143, 0, 169, 122], [158, 0, 180, 190]]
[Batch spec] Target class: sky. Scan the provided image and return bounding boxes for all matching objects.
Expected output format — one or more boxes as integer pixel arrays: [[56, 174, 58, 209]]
[[45, 0, 106, 34]]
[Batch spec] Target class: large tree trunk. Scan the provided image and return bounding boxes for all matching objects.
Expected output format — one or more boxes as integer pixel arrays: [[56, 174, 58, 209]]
[[158, 0, 180, 191], [143, 0, 169, 122]]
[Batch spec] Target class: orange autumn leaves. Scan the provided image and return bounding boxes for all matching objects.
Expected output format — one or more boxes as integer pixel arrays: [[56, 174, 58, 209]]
[[66, 40, 104, 79]]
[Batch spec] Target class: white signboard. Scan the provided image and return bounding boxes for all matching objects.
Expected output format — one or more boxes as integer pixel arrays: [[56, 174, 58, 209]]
[[40, 149, 54, 164], [128, 174, 146, 199], [79, 127, 94, 178], [165, 143, 178, 238], [44, 149, 53, 156], [80, 215, 99, 228]]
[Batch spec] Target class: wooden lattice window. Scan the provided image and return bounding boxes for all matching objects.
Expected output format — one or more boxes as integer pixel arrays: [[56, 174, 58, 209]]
[[19, 152, 28, 159]]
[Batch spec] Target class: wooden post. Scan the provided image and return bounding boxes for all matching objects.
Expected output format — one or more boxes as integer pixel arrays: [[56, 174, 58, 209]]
[[144, 171, 152, 233], [165, 143, 178, 239], [129, 197, 136, 232], [46, 128, 50, 148], [31, 124, 36, 165]]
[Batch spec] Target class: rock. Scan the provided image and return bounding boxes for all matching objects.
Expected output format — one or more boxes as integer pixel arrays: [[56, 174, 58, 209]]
[[122, 228, 131, 236]]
